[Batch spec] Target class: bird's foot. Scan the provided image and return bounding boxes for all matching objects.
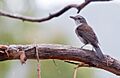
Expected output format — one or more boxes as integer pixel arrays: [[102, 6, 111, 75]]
[[80, 45, 86, 49]]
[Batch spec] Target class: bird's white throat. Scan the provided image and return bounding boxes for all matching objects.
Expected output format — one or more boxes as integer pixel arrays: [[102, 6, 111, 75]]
[[75, 20, 83, 26], [76, 22, 83, 27]]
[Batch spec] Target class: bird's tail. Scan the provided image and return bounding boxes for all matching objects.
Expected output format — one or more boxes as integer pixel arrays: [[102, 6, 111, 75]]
[[93, 45, 104, 59]]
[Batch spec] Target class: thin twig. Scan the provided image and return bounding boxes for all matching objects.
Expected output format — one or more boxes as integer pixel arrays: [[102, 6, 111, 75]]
[[37, 64, 41, 78], [35, 45, 41, 78], [0, 3, 86, 22], [73, 68, 78, 78]]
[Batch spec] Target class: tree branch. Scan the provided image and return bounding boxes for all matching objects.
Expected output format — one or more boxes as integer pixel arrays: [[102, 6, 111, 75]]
[[0, 0, 112, 23], [0, 44, 119, 76]]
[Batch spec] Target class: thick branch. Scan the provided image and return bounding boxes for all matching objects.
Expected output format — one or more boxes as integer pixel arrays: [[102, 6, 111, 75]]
[[0, 44, 119, 76], [0, 0, 112, 23]]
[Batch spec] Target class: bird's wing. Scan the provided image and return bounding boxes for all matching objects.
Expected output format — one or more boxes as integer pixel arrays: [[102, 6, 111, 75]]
[[76, 24, 99, 46]]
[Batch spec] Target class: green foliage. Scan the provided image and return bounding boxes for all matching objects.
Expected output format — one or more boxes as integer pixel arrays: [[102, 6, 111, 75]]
[[27, 60, 93, 78], [0, 61, 11, 78]]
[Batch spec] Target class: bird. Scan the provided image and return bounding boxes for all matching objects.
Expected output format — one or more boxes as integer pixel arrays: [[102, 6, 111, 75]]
[[70, 15, 104, 59]]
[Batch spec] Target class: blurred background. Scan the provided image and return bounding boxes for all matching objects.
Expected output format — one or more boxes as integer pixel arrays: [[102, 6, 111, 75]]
[[0, 0, 120, 78]]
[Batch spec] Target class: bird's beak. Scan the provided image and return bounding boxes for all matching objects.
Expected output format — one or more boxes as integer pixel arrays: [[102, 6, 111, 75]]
[[70, 16, 76, 20]]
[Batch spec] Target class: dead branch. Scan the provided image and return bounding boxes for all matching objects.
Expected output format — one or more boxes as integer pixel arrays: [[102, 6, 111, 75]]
[[0, 0, 112, 23], [0, 44, 119, 76]]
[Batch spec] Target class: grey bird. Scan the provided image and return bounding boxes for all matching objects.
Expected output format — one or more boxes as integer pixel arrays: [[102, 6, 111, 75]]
[[70, 15, 104, 59]]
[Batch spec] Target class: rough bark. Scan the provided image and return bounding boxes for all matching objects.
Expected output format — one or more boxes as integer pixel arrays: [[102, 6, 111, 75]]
[[0, 44, 120, 76]]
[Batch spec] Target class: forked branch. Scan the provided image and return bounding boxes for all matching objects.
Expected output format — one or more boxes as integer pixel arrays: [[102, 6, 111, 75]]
[[0, 0, 112, 23]]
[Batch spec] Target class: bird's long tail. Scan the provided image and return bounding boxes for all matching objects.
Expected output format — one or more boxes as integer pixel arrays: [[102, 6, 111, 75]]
[[93, 45, 104, 59]]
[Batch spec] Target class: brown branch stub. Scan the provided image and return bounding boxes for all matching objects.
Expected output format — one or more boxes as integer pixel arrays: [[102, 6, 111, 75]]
[[0, 44, 120, 76]]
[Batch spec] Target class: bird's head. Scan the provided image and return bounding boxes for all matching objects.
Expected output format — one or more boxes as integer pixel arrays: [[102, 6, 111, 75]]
[[70, 15, 87, 25]]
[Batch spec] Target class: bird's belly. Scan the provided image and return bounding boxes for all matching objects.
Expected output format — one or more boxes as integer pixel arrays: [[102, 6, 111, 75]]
[[78, 36, 87, 44]]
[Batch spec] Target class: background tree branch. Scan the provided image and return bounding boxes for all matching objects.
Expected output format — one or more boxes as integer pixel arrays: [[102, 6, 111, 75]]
[[0, 0, 112, 23], [0, 44, 120, 76]]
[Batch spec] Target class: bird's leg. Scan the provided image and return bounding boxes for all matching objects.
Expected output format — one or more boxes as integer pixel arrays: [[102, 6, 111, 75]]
[[80, 44, 86, 49]]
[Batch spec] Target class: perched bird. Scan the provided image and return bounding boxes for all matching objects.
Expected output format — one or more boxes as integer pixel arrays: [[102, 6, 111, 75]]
[[70, 15, 104, 59]]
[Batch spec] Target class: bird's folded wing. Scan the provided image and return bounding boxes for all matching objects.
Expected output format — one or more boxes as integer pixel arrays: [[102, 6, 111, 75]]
[[76, 24, 99, 45]]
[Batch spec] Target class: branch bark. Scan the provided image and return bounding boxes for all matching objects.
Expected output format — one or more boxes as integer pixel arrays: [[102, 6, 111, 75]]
[[0, 44, 120, 76], [0, 0, 112, 23]]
